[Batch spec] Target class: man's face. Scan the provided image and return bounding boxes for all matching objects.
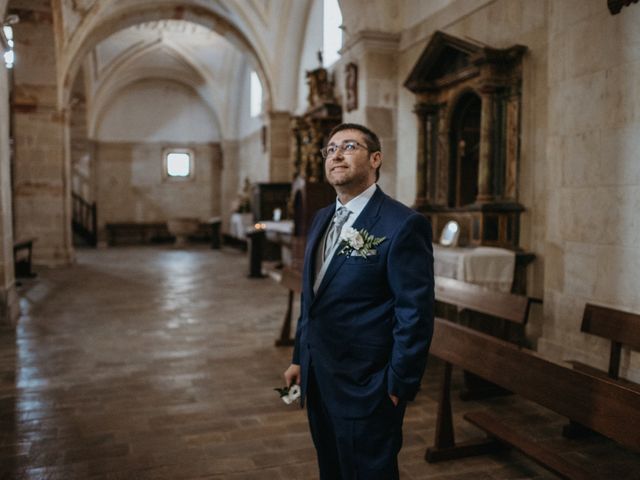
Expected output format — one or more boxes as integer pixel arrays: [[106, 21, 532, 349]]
[[324, 129, 380, 192]]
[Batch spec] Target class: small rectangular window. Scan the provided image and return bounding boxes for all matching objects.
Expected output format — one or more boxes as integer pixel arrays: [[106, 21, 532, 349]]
[[167, 152, 191, 177], [163, 149, 194, 181]]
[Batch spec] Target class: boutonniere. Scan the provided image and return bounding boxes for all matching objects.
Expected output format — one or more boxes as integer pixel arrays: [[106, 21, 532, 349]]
[[338, 227, 386, 258], [274, 384, 301, 405]]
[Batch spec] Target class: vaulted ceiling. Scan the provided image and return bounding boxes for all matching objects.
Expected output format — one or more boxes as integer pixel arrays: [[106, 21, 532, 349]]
[[0, 0, 316, 141], [84, 19, 243, 139], [55, 0, 314, 115]]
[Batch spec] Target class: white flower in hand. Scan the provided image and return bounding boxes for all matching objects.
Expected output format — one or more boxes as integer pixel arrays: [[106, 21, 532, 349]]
[[288, 384, 301, 402], [274, 384, 301, 405]]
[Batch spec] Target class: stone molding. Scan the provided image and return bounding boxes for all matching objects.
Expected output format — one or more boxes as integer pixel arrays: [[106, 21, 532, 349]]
[[340, 30, 400, 56]]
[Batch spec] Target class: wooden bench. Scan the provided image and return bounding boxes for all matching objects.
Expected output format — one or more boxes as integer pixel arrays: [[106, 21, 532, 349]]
[[13, 237, 37, 278], [276, 266, 302, 346], [563, 303, 640, 437], [426, 318, 640, 479], [569, 303, 640, 383], [274, 237, 305, 347], [106, 223, 172, 246], [434, 276, 541, 398], [435, 275, 540, 343]]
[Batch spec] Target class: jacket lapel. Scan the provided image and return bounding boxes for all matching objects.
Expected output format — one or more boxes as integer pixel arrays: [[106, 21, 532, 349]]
[[312, 186, 385, 302]]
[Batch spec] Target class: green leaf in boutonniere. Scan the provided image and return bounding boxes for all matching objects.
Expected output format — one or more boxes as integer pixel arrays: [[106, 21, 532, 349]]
[[338, 227, 386, 258]]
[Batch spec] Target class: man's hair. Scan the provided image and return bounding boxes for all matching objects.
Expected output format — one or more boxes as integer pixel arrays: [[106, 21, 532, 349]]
[[327, 123, 382, 180]]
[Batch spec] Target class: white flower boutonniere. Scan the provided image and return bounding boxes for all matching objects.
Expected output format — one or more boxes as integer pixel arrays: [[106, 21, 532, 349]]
[[274, 384, 301, 405], [338, 227, 386, 258]]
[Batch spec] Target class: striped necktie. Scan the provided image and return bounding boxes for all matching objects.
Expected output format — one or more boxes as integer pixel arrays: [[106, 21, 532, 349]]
[[323, 206, 351, 262]]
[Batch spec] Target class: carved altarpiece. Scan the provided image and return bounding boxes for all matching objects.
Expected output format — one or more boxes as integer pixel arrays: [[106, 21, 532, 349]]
[[289, 67, 342, 237], [274, 68, 343, 347], [405, 31, 527, 250]]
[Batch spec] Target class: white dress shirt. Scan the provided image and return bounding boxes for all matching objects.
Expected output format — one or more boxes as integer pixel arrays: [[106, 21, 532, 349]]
[[335, 182, 377, 229]]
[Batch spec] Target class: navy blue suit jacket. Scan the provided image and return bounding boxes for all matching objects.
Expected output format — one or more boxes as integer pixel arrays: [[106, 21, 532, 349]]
[[292, 186, 434, 418]]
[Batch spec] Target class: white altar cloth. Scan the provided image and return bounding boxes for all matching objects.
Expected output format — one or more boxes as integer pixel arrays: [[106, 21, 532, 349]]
[[433, 244, 515, 292]]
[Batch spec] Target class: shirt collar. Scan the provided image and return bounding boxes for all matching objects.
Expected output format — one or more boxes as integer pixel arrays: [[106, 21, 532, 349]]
[[336, 183, 377, 220]]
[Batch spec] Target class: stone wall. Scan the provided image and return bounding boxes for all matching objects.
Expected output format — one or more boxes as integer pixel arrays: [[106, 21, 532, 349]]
[[95, 142, 222, 242], [219, 130, 269, 231], [96, 80, 221, 144], [386, 0, 548, 324], [539, 0, 640, 380], [336, 31, 401, 198], [339, 0, 640, 381], [237, 128, 269, 187], [267, 111, 292, 182]]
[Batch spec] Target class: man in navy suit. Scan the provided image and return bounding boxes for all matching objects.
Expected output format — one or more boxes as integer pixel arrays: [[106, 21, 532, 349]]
[[283, 123, 434, 479]]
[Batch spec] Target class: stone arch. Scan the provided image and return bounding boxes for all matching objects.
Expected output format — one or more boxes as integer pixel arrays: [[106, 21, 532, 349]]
[[59, 2, 273, 115]]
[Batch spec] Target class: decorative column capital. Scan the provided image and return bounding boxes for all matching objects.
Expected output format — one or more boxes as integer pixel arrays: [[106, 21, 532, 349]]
[[340, 30, 400, 56]]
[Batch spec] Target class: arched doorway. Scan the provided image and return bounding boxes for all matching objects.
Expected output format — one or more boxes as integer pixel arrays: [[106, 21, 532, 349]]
[[448, 92, 481, 207]]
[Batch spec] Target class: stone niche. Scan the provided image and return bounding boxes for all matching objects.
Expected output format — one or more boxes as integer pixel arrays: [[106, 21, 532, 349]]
[[405, 31, 527, 250]]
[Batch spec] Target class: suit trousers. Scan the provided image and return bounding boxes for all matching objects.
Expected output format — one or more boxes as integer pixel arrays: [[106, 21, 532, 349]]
[[306, 366, 406, 480]]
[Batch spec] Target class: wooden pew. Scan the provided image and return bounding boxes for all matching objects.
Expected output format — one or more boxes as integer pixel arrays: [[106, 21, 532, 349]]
[[274, 236, 305, 347], [276, 266, 302, 346], [434, 275, 540, 342], [273, 274, 542, 350], [13, 237, 37, 278], [563, 303, 640, 437], [106, 222, 172, 246], [426, 317, 640, 479], [569, 303, 640, 383], [434, 276, 541, 399]]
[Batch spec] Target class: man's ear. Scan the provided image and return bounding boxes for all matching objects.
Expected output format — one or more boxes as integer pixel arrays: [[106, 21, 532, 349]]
[[370, 151, 382, 169]]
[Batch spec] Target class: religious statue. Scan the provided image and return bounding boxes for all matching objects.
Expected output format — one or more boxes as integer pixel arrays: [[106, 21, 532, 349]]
[[306, 67, 336, 108], [234, 177, 252, 213], [345, 62, 358, 112]]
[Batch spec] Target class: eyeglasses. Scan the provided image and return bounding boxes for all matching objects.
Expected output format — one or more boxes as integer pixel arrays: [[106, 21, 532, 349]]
[[321, 140, 369, 159]]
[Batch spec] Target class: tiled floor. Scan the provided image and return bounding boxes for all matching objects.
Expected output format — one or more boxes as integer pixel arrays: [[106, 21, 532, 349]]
[[1, 246, 638, 479]]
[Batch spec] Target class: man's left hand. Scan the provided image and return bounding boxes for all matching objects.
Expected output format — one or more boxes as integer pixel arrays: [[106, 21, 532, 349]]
[[389, 394, 399, 407]]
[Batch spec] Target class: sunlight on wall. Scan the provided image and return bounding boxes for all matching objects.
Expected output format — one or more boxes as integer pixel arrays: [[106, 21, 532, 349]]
[[250, 71, 263, 117], [323, 0, 342, 66]]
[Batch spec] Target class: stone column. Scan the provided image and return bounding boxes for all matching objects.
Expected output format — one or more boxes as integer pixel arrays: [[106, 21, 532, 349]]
[[339, 31, 400, 196], [0, 61, 19, 326], [267, 110, 292, 182], [414, 103, 439, 208], [11, 9, 73, 266], [477, 88, 496, 203], [220, 139, 239, 234], [210, 143, 223, 217]]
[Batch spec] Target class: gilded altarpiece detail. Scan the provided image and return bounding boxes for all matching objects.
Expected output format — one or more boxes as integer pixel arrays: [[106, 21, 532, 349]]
[[288, 67, 341, 236]]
